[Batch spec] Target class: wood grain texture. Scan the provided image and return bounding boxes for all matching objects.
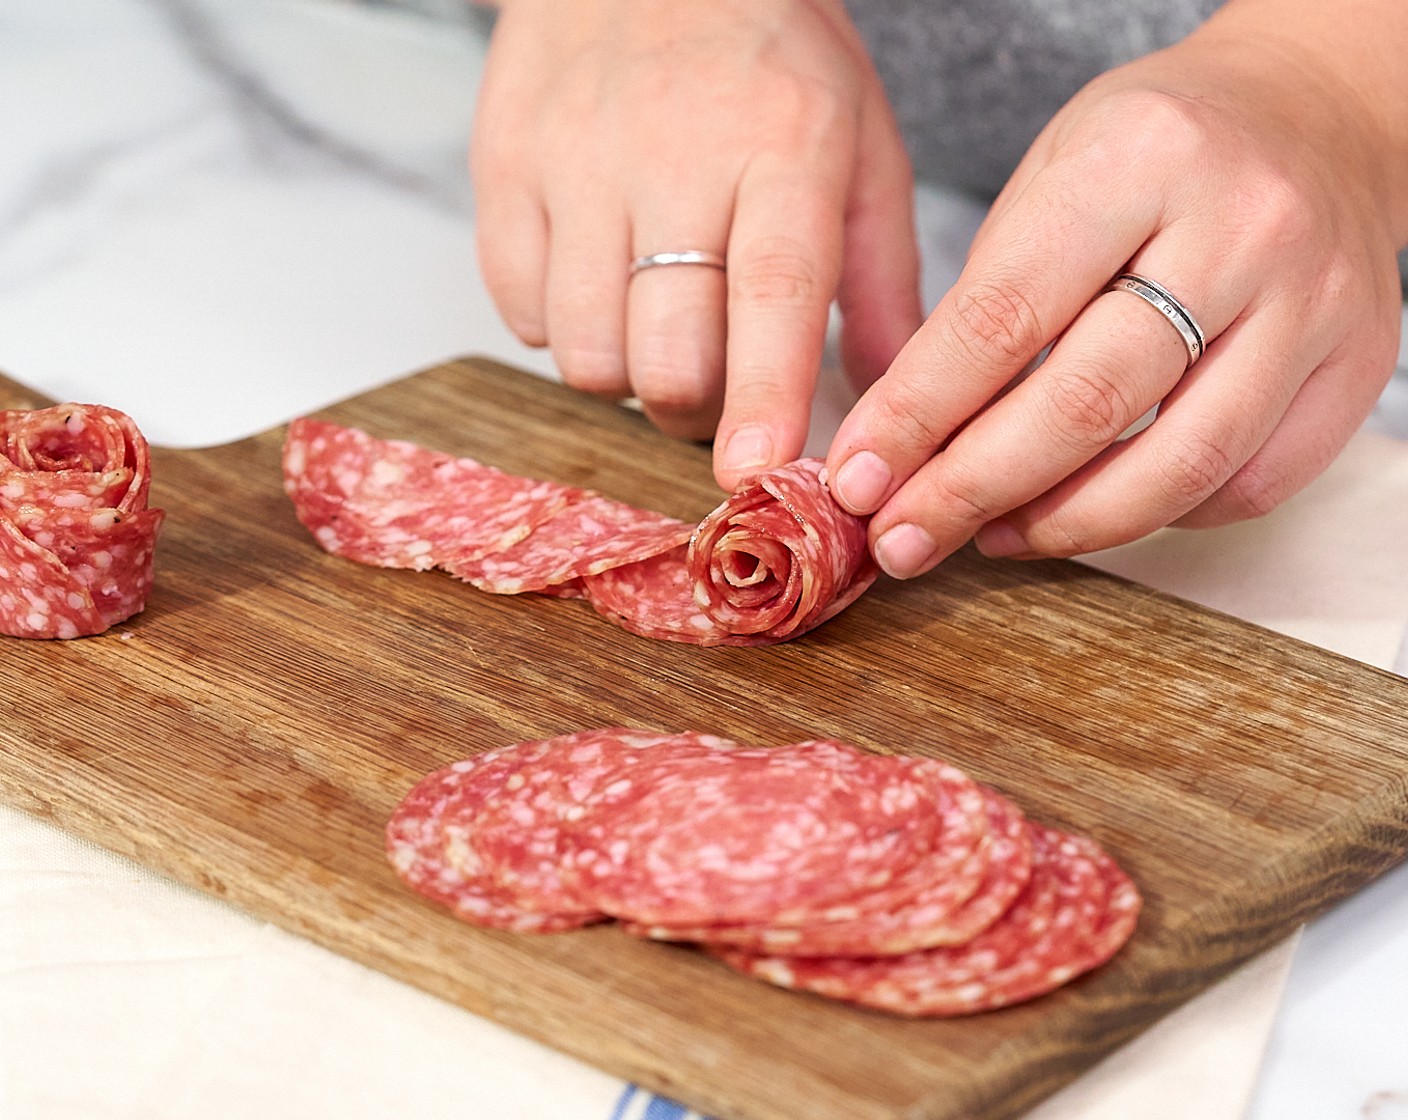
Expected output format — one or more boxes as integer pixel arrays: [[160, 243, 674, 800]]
[[3, 357, 1408, 1120]]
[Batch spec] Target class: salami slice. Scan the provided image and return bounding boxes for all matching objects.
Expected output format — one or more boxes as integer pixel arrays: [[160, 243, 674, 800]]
[[282, 418, 579, 570], [627, 784, 1027, 956], [385, 737, 607, 932], [711, 824, 1140, 1016], [448, 495, 693, 594], [283, 420, 877, 646], [578, 545, 724, 643], [474, 728, 740, 911], [0, 403, 164, 639], [562, 740, 946, 926]]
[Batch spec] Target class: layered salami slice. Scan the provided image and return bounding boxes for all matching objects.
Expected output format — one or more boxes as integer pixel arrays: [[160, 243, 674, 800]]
[[386, 735, 609, 932], [283, 420, 876, 646], [627, 785, 1028, 956], [448, 495, 693, 595], [473, 728, 740, 913], [561, 740, 946, 926], [0, 402, 165, 639], [577, 545, 718, 641], [283, 418, 579, 570], [387, 728, 1142, 1017], [711, 824, 1141, 1017]]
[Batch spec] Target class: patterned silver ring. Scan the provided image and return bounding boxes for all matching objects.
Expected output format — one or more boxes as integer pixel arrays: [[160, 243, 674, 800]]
[[629, 250, 726, 277], [1105, 273, 1206, 369]]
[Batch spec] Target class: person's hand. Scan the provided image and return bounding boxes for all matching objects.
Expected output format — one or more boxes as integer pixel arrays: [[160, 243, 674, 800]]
[[826, 5, 1408, 578], [471, 0, 924, 489]]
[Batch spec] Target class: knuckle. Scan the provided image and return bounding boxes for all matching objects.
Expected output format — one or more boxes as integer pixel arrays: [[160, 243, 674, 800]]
[[946, 277, 1046, 368], [1240, 175, 1315, 255], [1313, 248, 1359, 311], [730, 236, 823, 309], [1154, 430, 1237, 506], [1029, 507, 1091, 559], [629, 333, 724, 422], [871, 377, 953, 454], [927, 457, 1002, 527], [556, 346, 628, 396], [632, 366, 716, 421], [1210, 456, 1293, 521], [1108, 89, 1207, 172], [1036, 362, 1134, 449]]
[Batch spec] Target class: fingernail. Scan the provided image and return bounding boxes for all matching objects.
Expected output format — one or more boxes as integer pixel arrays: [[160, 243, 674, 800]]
[[832, 451, 892, 514], [974, 519, 1029, 559], [722, 425, 773, 474], [873, 523, 939, 579]]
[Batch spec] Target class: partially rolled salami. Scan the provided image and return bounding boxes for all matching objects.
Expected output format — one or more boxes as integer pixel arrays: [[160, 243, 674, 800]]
[[283, 419, 877, 646], [0, 403, 165, 639], [686, 458, 877, 642]]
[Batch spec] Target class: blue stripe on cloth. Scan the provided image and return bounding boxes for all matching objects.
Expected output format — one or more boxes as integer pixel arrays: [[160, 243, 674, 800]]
[[641, 1094, 688, 1120], [608, 1083, 719, 1120], [608, 1084, 638, 1120]]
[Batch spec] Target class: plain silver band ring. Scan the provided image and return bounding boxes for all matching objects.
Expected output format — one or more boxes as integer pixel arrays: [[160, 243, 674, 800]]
[[629, 250, 726, 277], [1105, 273, 1206, 369]]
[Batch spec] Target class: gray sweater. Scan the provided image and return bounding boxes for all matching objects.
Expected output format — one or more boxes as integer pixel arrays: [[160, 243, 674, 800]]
[[844, 0, 1223, 197]]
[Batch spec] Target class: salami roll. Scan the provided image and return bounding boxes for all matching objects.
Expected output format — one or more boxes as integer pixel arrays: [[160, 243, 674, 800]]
[[0, 403, 164, 639], [685, 458, 877, 642]]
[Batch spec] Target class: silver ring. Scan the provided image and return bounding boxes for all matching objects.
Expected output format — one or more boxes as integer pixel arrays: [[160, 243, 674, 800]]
[[1104, 273, 1206, 369], [628, 250, 726, 277]]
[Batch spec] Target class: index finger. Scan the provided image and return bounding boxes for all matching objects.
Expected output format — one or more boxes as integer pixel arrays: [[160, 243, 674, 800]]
[[712, 151, 850, 490], [824, 153, 1163, 517]]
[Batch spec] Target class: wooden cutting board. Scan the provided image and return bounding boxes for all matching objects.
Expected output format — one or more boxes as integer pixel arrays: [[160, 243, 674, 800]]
[[3, 357, 1408, 1120]]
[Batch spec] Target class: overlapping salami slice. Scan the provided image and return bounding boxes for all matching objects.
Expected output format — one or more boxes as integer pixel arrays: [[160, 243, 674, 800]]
[[563, 740, 946, 926], [473, 728, 740, 914], [711, 824, 1141, 1017], [386, 734, 609, 932], [448, 494, 693, 595], [283, 419, 874, 646], [625, 785, 1029, 956], [0, 402, 165, 639], [282, 418, 579, 570], [387, 728, 1141, 1017]]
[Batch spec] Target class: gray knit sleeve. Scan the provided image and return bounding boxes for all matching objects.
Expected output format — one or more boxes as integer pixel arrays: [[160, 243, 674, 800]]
[[844, 0, 1222, 197]]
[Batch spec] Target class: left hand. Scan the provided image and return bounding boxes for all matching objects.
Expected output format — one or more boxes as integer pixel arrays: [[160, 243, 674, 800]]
[[825, 14, 1408, 578], [470, 0, 922, 492]]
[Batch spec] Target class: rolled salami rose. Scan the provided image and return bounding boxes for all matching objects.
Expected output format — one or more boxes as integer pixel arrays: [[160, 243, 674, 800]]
[[684, 458, 877, 642], [0, 403, 165, 639]]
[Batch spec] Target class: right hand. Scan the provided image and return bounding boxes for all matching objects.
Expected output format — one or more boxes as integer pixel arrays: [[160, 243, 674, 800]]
[[471, 0, 924, 489]]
